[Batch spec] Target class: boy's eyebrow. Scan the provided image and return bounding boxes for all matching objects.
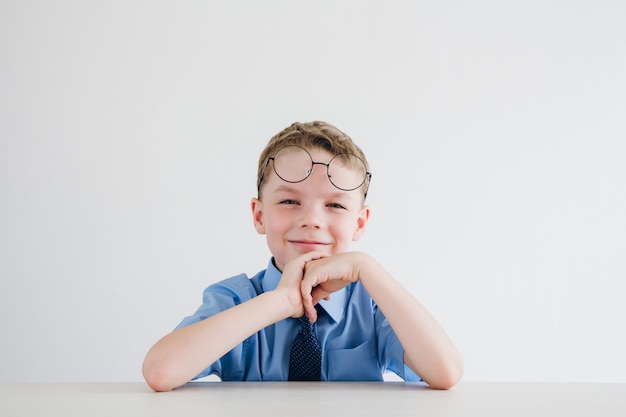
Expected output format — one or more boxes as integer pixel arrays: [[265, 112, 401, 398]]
[[273, 184, 301, 194], [273, 184, 353, 200]]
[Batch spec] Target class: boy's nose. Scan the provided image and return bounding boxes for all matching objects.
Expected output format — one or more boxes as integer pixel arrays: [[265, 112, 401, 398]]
[[297, 205, 324, 229]]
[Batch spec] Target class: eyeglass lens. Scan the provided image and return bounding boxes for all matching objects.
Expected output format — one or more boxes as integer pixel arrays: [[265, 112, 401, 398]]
[[272, 146, 367, 191]]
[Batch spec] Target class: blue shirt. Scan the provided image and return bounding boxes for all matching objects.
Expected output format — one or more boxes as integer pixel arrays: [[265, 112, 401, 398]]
[[175, 259, 420, 382]]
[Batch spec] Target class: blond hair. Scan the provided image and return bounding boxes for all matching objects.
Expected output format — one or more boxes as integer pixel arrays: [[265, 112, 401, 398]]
[[256, 121, 370, 199]]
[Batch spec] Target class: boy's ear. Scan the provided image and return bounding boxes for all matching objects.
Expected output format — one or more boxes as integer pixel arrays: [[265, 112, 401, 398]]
[[352, 205, 370, 241], [251, 198, 266, 234]]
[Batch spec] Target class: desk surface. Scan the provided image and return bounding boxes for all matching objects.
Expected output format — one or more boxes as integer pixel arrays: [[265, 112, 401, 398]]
[[1, 381, 625, 417]]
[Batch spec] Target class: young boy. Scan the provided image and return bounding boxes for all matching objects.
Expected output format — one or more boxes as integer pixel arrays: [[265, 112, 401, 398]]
[[142, 121, 463, 391]]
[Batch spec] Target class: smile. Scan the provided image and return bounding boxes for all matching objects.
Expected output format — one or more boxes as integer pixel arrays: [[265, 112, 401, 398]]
[[289, 240, 330, 249]]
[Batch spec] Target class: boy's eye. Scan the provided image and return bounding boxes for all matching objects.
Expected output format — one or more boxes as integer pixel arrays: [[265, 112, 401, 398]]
[[279, 199, 299, 205], [328, 203, 347, 210]]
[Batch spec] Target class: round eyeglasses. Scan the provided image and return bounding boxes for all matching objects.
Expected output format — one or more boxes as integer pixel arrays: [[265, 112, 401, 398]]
[[257, 145, 372, 195]]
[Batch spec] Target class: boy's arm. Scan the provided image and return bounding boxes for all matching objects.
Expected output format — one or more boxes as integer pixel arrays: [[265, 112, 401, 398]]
[[142, 252, 323, 392], [301, 252, 464, 390]]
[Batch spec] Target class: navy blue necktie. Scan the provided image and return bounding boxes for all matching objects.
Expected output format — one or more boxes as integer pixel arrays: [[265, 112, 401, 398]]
[[288, 306, 322, 381]]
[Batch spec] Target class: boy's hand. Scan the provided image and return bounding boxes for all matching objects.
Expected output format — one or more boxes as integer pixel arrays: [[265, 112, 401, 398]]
[[276, 251, 325, 318], [301, 252, 363, 322]]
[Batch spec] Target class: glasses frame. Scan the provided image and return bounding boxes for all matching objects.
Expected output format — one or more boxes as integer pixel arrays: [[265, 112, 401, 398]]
[[257, 145, 372, 198]]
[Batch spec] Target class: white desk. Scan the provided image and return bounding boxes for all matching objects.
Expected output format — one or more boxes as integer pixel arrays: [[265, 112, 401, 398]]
[[1, 382, 625, 417]]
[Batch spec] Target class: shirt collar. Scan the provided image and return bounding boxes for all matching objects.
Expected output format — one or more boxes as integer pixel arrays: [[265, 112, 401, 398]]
[[261, 258, 346, 323]]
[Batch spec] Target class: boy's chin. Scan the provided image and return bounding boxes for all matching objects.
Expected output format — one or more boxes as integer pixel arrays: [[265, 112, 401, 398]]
[[274, 250, 333, 270]]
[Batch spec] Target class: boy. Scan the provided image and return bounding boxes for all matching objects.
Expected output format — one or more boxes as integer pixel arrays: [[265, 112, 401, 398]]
[[142, 121, 463, 391]]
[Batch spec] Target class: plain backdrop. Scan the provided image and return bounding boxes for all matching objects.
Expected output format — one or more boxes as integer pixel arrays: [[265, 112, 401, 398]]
[[1, 1, 625, 383]]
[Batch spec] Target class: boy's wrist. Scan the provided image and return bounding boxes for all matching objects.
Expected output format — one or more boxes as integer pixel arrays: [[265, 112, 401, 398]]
[[349, 251, 379, 285], [268, 286, 302, 319]]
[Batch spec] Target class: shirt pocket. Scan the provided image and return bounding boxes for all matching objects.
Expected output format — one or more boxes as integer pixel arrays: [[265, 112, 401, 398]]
[[327, 338, 383, 381]]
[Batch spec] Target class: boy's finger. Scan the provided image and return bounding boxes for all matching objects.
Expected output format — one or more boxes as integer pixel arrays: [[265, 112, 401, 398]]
[[311, 287, 331, 305], [302, 300, 317, 323]]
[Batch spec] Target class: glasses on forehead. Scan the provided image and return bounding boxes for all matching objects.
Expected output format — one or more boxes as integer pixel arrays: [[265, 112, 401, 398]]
[[258, 145, 372, 196]]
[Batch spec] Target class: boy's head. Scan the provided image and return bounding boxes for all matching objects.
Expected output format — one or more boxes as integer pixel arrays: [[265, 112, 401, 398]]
[[252, 121, 372, 271], [256, 121, 371, 202]]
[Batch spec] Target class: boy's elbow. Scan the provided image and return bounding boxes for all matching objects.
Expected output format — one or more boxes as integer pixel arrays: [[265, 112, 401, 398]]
[[144, 371, 175, 392], [428, 373, 461, 390], [142, 357, 180, 392], [426, 357, 464, 390]]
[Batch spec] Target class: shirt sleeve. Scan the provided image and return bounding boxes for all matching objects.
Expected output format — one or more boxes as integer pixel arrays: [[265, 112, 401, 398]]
[[374, 304, 422, 382], [174, 274, 258, 380]]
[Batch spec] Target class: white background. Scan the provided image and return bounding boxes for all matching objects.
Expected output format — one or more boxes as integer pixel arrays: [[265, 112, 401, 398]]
[[1, 1, 625, 383]]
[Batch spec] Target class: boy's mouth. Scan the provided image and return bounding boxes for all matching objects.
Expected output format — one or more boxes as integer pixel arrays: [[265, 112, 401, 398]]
[[289, 240, 330, 250]]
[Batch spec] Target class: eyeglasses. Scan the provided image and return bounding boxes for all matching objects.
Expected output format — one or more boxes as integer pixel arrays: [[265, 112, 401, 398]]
[[257, 145, 372, 196]]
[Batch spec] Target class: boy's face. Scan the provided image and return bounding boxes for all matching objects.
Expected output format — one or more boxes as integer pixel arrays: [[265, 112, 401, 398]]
[[251, 147, 370, 272]]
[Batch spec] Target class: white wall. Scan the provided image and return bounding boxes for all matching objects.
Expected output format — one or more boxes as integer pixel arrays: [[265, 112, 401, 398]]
[[1, 1, 625, 383]]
